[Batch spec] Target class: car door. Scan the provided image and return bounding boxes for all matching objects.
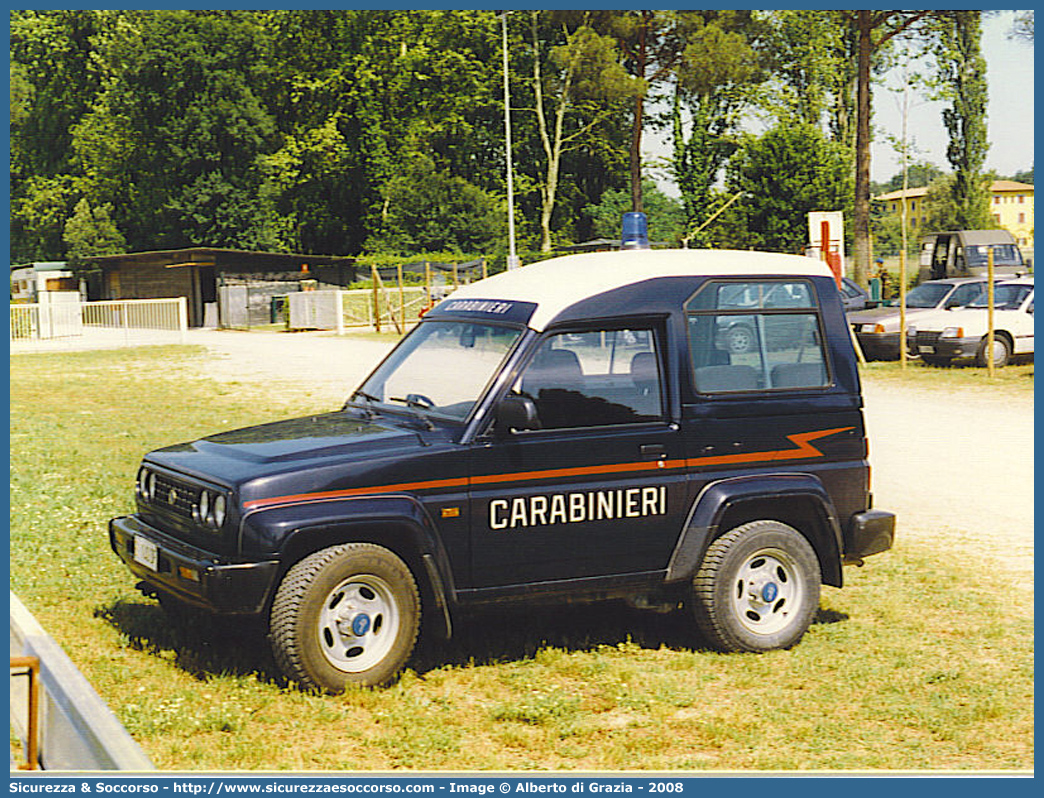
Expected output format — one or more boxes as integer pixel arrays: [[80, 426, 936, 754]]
[[466, 324, 689, 589]]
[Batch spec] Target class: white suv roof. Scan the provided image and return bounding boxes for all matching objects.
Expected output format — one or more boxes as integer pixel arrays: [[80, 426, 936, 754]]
[[448, 248, 834, 331]]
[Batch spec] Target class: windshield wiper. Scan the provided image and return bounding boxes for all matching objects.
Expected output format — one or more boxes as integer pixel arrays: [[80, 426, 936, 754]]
[[388, 396, 436, 430], [346, 389, 381, 418]]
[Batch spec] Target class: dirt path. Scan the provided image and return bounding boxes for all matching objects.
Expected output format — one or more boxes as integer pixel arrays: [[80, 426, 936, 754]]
[[184, 329, 1034, 582]]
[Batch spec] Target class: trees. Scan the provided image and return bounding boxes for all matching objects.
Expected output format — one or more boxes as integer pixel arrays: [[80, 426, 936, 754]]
[[720, 124, 852, 253], [670, 12, 762, 246], [935, 11, 992, 230], [526, 11, 639, 251], [63, 198, 126, 270], [583, 179, 685, 244], [841, 10, 930, 286]]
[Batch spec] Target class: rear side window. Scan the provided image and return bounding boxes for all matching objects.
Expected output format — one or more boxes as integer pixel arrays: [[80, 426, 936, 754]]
[[685, 280, 829, 393]]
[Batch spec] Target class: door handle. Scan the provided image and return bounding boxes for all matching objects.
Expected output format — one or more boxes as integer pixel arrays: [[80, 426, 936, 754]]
[[640, 444, 667, 460]]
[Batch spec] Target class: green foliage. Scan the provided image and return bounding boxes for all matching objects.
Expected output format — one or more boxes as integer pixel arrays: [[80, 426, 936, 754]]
[[670, 12, 763, 245], [365, 154, 505, 255], [875, 161, 946, 193], [935, 11, 992, 230], [1011, 168, 1033, 185], [63, 198, 127, 270], [717, 124, 852, 252], [584, 180, 685, 245], [758, 10, 855, 138]]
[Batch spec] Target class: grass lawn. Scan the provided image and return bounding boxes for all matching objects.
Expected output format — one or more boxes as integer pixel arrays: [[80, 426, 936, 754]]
[[859, 358, 1034, 396], [9, 347, 1034, 772]]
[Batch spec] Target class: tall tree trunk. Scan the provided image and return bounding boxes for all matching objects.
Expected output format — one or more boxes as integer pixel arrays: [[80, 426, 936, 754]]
[[629, 13, 650, 212], [852, 10, 873, 288]]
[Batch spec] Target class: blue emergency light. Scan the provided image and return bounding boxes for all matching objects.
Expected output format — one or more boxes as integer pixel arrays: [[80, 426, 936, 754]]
[[620, 212, 650, 250]]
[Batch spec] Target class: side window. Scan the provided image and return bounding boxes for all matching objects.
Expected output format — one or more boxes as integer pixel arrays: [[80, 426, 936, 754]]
[[686, 280, 829, 393], [514, 328, 663, 429]]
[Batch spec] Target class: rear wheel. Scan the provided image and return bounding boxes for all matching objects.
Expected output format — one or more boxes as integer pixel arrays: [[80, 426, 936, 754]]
[[690, 521, 820, 652], [269, 543, 420, 692], [975, 335, 1011, 368]]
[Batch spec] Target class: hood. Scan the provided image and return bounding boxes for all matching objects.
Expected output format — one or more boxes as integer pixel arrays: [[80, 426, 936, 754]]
[[147, 412, 431, 486], [848, 305, 936, 332]]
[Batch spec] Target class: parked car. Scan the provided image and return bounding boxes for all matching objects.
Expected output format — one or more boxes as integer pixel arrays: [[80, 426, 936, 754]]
[[906, 277, 1034, 367], [839, 277, 870, 311], [848, 277, 997, 360]]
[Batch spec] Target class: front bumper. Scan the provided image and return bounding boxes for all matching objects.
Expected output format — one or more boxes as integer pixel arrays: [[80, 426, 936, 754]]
[[854, 331, 901, 360], [907, 335, 979, 360], [844, 509, 895, 564], [110, 515, 279, 615]]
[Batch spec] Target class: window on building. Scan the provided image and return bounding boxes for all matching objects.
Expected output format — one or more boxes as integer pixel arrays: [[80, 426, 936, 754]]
[[993, 214, 1001, 224], [1018, 195, 1025, 203], [1019, 213, 1025, 224]]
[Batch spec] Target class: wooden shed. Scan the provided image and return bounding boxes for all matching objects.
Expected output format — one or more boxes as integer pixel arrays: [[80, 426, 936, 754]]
[[84, 248, 357, 328]]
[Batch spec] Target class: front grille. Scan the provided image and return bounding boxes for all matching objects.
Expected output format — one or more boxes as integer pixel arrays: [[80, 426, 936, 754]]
[[150, 472, 200, 519], [915, 331, 942, 347]]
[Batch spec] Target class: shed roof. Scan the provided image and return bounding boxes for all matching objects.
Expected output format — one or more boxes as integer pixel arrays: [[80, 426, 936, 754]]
[[84, 247, 355, 272]]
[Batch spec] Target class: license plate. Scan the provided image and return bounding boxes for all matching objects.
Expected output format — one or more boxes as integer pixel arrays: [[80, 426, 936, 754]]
[[918, 345, 935, 354], [133, 536, 159, 571]]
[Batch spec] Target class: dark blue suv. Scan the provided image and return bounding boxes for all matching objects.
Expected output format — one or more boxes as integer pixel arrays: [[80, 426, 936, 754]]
[[111, 248, 895, 692]]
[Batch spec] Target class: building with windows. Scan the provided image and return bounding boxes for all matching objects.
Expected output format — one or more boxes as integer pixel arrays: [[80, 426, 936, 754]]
[[874, 180, 1034, 249]]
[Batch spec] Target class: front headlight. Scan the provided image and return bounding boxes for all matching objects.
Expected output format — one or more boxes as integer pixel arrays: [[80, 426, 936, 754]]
[[193, 489, 228, 530], [213, 494, 227, 528], [197, 489, 211, 524], [941, 326, 964, 339], [861, 323, 886, 334], [906, 326, 917, 337]]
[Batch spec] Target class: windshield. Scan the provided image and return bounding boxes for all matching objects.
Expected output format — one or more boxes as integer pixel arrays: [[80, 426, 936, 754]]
[[904, 282, 953, 308], [352, 321, 523, 421], [966, 244, 1022, 266], [967, 284, 1033, 310]]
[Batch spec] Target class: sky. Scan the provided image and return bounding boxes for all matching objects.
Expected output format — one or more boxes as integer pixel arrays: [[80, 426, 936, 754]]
[[643, 10, 1035, 192], [871, 9, 1034, 184]]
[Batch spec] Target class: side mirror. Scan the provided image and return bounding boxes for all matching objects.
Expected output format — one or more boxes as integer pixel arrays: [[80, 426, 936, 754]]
[[494, 395, 541, 434]]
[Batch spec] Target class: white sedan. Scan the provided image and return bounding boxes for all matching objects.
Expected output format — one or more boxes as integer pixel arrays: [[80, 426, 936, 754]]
[[906, 277, 1034, 367]]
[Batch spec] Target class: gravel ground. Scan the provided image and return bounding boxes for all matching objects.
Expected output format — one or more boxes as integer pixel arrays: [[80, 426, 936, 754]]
[[184, 328, 1034, 582]]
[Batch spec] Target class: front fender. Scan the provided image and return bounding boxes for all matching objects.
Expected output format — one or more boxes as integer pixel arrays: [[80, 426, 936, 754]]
[[665, 473, 845, 587], [240, 494, 458, 617]]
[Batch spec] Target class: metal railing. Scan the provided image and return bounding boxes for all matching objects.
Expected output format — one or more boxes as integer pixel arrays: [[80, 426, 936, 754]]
[[10, 297, 188, 350], [10, 592, 155, 771], [288, 288, 429, 333]]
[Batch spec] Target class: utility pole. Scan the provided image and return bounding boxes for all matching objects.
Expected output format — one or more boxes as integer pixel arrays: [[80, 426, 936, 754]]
[[501, 12, 520, 270], [899, 43, 910, 369]]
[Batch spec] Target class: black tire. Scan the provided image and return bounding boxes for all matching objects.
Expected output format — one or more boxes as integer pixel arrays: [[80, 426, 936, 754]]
[[269, 543, 420, 692], [975, 335, 1011, 368], [690, 520, 821, 653], [725, 324, 755, 354]]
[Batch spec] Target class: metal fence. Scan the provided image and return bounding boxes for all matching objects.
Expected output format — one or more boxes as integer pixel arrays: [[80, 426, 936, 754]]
[[10, 592, 154, 771], [288, 287, 430, 333], [10, 297, 188, 351]]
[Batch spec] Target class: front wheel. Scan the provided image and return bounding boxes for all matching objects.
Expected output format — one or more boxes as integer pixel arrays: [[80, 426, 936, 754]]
[[975, 335, 1011, 368], [269, 543, 420, 692], [690, 520, 821, 652]]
